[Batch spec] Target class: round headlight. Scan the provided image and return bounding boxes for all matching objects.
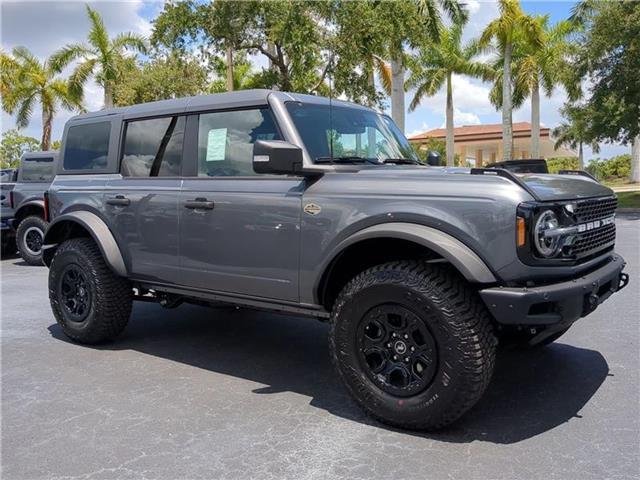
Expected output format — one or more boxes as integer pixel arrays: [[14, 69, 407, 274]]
[[534, 210, 561, 257]]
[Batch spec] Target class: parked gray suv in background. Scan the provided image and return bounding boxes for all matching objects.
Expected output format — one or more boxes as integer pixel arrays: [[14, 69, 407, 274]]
[[43, 90, 628, 430], [7, 151, 58, 264]]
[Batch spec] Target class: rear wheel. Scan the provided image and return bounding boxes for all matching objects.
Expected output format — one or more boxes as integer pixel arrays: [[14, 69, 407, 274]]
[[16, 215, 47, 265], [49, 237, 132, 344], [329, 261, 496, 431]]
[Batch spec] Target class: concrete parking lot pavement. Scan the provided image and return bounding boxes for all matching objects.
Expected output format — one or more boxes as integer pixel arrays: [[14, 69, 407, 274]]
[[1, 215, 639, 480]]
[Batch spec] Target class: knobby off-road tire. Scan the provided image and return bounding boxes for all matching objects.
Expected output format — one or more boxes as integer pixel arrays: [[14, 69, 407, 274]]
[[16, 215, 48, 265], [49, 237, 132, 344], [329, 261, 497, 430]]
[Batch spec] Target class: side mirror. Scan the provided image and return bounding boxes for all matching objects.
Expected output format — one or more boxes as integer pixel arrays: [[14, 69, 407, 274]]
[[253, 140, 306, 175], [426, 151, 441, 166]]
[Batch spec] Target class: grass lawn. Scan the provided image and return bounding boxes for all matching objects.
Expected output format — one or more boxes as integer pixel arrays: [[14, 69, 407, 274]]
[[616, 191, 640, 209], [603, 177, 638, 188]]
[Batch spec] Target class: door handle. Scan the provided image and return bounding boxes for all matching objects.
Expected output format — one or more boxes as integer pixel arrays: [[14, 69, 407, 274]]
[[106, 195, 130, 207], [184, 197, 214, 210]]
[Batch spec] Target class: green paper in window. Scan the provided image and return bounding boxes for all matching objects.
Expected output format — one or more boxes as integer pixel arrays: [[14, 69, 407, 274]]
[[206, 128, 227, 161]]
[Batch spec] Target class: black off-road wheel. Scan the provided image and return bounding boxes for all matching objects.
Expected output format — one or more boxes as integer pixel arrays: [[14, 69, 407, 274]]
[[16, 215, 47, 265], [49, 237, 132, 344], [329, 261, 497, 431]]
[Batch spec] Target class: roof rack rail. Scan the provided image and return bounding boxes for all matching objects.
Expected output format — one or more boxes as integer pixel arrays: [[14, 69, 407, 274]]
[[470, 167, 541, 201], [558, 169, 599, 183]]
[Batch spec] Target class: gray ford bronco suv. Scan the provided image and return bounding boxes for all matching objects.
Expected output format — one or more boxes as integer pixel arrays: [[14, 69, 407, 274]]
[[9, 151, 58, 264], [43, 90, 628, 430]]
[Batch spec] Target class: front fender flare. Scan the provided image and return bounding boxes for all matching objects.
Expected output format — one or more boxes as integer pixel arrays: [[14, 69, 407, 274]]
[[319, 222, 497, 286], [42, 211, 127, 276], [15, 199, 45, 220]]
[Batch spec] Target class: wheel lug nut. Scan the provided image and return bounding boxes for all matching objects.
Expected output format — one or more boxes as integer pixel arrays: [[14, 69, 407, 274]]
[[391, 333, 396, 337], [387, 343, 391, 348], [393, 355, 398, 361], [404, 357, 409, 362], [411, 346, 415, 352], [404, 334, 408, 339]]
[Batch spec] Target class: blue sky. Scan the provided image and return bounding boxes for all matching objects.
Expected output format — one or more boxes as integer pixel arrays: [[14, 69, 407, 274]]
[[0, 0, 630, 160]]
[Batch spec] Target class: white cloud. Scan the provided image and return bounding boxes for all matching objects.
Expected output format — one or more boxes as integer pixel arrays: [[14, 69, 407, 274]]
[[1, 0, 161, 141], [407, 121, 430, 137]]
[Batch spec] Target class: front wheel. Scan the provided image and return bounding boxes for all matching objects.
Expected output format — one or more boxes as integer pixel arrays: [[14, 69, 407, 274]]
[[49, 237, 132, 344], [329, 261, 496, 431], [16, 215, 47, 265]]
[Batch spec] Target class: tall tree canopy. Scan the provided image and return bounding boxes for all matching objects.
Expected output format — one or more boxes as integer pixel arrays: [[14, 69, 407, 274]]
[[51, 5, 147, 109], [1, 47, 83, 150]]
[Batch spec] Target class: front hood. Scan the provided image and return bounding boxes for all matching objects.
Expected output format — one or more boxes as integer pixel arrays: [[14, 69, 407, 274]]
[[339, 166, 614, 202], [518, 174, 614, 201]]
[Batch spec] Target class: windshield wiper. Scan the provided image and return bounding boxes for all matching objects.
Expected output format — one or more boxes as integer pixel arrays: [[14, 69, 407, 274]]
[[314, 156, 379, 165], [381, 158, 423, 165]]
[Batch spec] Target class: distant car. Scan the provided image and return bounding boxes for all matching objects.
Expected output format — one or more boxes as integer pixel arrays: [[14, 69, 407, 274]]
[[9, 151, 58, 264], [484, 158, 549, 174], [1, 169, 18, 256]]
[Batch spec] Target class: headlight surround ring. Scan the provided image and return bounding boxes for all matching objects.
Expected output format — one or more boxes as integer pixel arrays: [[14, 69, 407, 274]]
[[533, 209, 561, 258]]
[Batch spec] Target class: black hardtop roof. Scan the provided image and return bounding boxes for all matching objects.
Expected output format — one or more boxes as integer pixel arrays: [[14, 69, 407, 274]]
[[68, 89, 373, 123], [22, 150, 58, 160]]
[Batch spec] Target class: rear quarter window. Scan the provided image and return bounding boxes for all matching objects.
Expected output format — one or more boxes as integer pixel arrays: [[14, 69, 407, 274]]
[[63, 122, 111, 171], [20, 157, 55, 182]]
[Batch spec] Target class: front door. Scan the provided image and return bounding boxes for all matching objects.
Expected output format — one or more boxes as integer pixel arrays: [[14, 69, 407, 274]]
[[104, 115, 185, 283], [179, 108, 302, 302]]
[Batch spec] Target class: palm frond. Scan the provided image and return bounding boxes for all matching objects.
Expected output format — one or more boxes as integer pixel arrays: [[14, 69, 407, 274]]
[[112, 32, 148, 55], [50, 43, 94, 72], [372, 55, 392, 96], [69, 59, 98, 99], [86, 5, 110, 55], [15, 92, 36, 128]]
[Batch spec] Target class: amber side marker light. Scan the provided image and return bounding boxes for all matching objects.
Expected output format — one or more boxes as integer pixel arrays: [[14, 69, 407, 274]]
[[517, 216, 526, 246]]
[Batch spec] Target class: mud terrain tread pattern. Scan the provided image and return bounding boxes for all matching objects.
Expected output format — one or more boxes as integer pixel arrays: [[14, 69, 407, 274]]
[[16, 215, 47, 265], [329, 260, 496, 430], [49, 238, 132, 344]]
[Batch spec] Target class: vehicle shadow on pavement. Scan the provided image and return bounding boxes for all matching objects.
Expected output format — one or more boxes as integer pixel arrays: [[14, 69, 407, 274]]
[[48, 302, 609, 445]]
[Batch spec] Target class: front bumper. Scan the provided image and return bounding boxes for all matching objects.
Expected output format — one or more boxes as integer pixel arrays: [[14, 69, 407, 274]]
[[0, 216, 14, 231], [480, 254, 628, 326]]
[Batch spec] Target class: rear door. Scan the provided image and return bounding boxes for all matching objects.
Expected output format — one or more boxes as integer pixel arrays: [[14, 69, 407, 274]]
[[179, 108, 303, 302], [104, 115, 185, 283]]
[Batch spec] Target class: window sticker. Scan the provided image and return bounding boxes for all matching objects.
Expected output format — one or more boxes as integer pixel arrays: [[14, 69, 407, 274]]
[[206, 128, 227, 161]]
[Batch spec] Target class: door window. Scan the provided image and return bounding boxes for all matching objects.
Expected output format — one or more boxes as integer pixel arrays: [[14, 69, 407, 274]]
[[121, 116, 185, 177], [197, 108, 281, 177]]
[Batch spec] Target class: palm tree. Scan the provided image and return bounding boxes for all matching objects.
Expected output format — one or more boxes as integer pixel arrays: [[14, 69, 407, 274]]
[[479, 0, 543, 161], [51, 5, 147, 109], [383, 0, 469, 134], [1, 47, 83, 150], [514, 16, 573, 158], [552, 104, 599, 169], [407, 22, 494, 166]]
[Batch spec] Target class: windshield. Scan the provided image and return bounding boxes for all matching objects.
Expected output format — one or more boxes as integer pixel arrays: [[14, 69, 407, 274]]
[[285, 103, 420, 164], [21, 157, 55, 182]]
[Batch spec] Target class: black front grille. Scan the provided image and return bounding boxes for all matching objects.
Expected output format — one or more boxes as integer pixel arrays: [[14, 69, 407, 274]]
[[574, 196, 617, 223], [567, 223, 616, 258]]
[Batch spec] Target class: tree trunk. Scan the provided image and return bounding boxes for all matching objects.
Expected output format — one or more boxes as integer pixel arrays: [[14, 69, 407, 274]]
[[103, 83, 114, 109], [531, 80, 540, 159], [632, 133, 640, 183], [390, 53, 405, 134], [367, 68, 377, 158], [502, 42, 513, 161], [267, 43, 278, 91], [41, 110, 52, 151], [226, 46, 234, 92], [578, 142, 583, 170], [445, 73, 454, 167]]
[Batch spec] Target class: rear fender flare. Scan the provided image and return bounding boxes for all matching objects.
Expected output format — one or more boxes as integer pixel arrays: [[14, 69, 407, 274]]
[[42, 211, 127, 276]]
